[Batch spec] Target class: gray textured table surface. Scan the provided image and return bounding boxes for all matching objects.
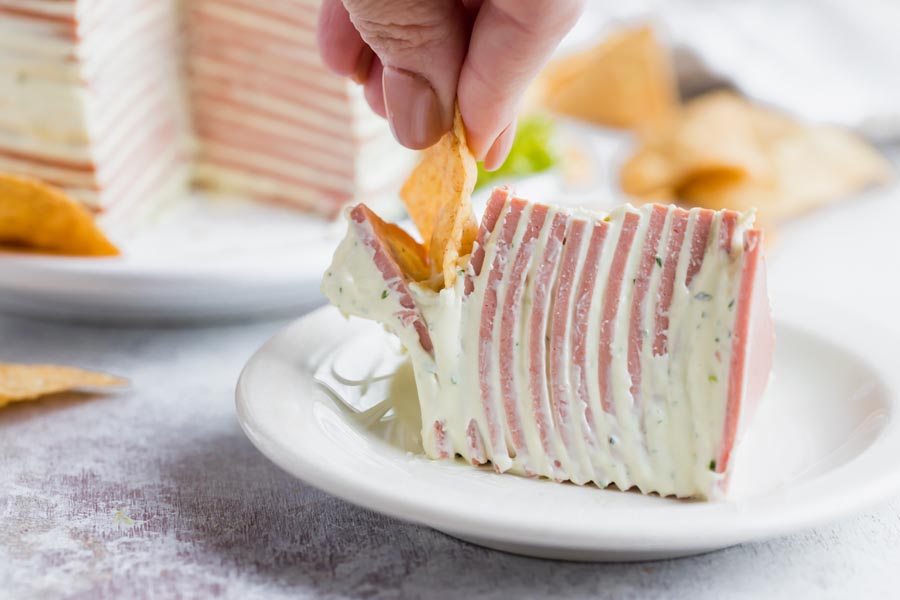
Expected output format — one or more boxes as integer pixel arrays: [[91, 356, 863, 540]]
[[5, 167, 900, 598], [0, 318, 900, 598], [2, 306, 899, 599]]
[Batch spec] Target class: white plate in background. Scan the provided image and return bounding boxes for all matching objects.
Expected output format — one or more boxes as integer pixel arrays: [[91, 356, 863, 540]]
[[0, 121, 631, 325], [1, 134, 892, 326], [235, 295, 900, 562], [0, 177, 565, 325], [0, 195, 344, 323]]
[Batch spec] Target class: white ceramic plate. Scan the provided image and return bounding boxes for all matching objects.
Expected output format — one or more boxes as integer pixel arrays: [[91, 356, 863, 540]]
[[0, 119, 634, 325], [0, 122, 629, 325], [235, 294, 900, 561], [0, 194, 345, 323]]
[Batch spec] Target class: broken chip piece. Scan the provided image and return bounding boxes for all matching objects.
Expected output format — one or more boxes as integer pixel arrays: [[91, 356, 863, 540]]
[[0, 364, 128, 408], [0, 174, 120, 256]]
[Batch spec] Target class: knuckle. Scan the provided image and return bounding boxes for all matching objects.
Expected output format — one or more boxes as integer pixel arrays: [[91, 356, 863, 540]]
[[347, 0, 453, 54]]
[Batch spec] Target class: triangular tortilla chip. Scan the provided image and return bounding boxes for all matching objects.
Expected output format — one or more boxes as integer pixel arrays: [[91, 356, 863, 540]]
[[539, 26, 677, 130], [0, 174, 119, 256], [766, 125, 893, 220], [621, 92, 773, 197], [663, 92, 773, 180], [400, 108, 477, 288], [0, 364, 128, 408], [622, 91, 893, 224]]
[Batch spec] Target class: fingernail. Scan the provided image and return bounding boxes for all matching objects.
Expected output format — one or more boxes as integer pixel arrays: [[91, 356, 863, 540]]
[[352, 47, 374, 85], [483, 121, 517, 172], [382, 67, 444, 149]]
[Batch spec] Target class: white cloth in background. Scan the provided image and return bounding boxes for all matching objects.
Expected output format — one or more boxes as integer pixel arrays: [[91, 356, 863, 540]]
[[566, 0, 900, 141]]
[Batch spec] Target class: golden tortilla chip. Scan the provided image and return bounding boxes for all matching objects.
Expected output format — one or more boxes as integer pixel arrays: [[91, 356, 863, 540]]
[[766, 125, 893, 221], [362, 205, 431, 283], [400, 108, 477, 288], [0, 174, 119, 256], [745, 102, 798, 144], [664, 92, 772, 180], [620, 92, 773, 197], [619, 146, 678, 197], [621, 91, 892, 223], [0, 364, 128, 408], [538, 26, 678, 130], [677, 172, 773, 213]]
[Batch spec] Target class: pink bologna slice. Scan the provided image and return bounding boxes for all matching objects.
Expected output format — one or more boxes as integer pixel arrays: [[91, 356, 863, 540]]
[[718, 227, 774, 474], [347, 204, 433, 356], [461, 196, 773, 491]]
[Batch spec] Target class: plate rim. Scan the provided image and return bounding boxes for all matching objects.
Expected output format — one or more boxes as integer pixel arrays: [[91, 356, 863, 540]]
[[0, 197, 340, 320], [235, 296, 900, 556]]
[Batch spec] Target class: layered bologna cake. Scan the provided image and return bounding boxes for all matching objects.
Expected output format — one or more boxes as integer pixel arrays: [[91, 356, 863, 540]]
[[185, 0, 411, 217], [0, 0, 189, 231], [323, 188, 775, 499], [0, 0, 410, 228]]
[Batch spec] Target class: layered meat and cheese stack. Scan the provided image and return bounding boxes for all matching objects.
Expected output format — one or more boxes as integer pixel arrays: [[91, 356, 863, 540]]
[[0, 0, 411, 227], [323, 188, 774, 499], [186, 0, 410, 217], [0, 0, 190, 231]]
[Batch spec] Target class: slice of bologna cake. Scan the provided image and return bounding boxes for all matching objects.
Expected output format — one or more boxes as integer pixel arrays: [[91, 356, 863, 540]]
[[323, 184, 774, 499]]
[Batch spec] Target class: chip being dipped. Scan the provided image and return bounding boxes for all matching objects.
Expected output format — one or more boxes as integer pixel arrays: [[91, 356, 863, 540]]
[[401, 108, 478, 289], [323, 115, 775, 500]]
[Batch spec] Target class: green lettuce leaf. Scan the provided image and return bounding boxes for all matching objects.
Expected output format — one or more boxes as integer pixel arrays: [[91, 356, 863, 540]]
[[476, 114, 557, 190]]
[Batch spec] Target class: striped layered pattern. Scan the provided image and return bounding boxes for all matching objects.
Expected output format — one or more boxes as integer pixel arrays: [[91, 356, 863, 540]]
[[1, 0, 412, 229], [186, 0, 412, 218], [0, 0, 189, 230], [323, 188, 774, 499]]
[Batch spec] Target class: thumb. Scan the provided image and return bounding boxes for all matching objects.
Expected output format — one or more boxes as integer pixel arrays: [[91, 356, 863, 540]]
[[341, 0, 469, 149]]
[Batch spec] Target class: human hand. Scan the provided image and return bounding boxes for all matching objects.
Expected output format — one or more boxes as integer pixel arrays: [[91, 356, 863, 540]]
[[317, 0, 584, 170]]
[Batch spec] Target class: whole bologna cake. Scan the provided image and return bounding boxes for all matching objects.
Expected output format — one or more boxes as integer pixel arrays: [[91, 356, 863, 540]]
[[323, 113, 775, 500], [0, 0, 410, 233]]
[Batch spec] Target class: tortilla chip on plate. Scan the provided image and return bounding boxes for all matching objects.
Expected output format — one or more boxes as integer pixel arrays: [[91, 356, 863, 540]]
[[621, 91, 893, 223], [0, 174, 119, 256], [538, 26, 678, 130], [621, 92, 773, 197]]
